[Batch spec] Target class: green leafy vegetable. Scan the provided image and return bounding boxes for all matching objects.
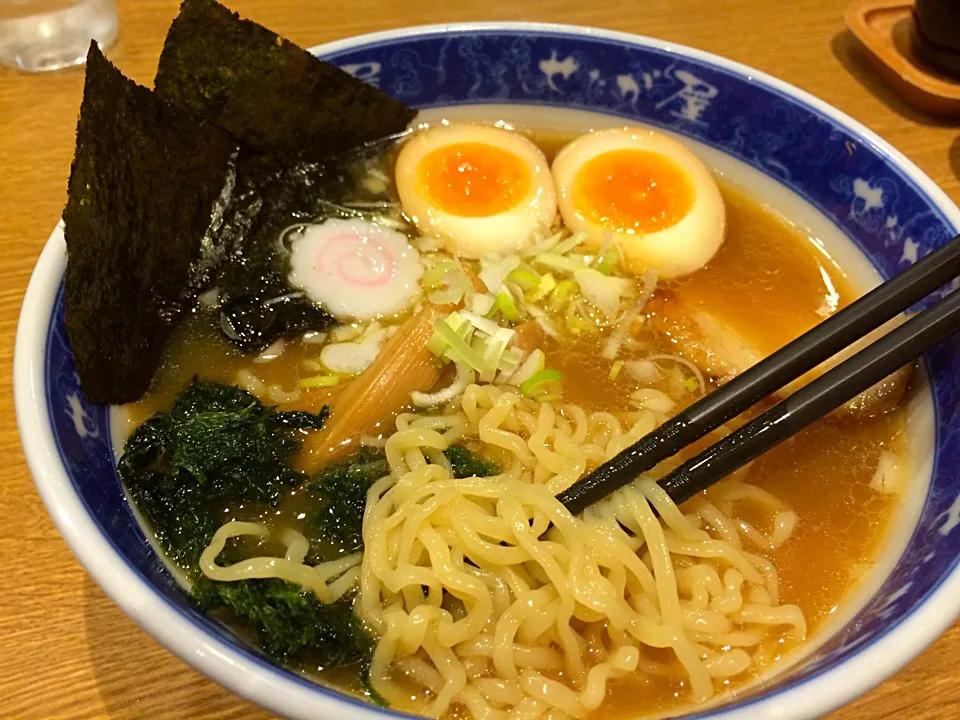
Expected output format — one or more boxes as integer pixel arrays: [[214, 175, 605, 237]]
[[120, 378, 497, 698], [520, 369, 563, 399], [118, 380, 326, 567], [443, 445, 502, 479], [306, 447, 389, 557], [192, 577, 373, 668], [122, 457, 221, 571], [122, 381, 378, 682], [492, 290, 521, 322]]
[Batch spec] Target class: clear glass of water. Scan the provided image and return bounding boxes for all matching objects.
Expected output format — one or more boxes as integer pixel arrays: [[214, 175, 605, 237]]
[[0, 0, 117, 72]]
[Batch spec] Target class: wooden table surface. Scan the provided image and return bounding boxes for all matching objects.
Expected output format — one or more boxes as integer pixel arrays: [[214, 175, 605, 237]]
[[2, 0, 959, 718]]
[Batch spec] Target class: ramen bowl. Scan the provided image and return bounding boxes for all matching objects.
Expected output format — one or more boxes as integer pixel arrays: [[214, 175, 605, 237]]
[[14, 22, 960, 720]]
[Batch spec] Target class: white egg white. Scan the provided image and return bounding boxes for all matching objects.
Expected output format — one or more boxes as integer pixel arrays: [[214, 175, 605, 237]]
[[552, 127, 726, 278], [395, 123, 557, 258]]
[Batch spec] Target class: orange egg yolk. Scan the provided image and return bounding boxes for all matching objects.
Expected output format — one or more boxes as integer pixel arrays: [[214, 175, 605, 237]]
[[572, 149, 693, 233], [417, 142, 532, 217]]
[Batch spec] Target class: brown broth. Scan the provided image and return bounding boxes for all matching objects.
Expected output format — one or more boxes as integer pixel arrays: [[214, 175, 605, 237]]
[[118, 140, 907, 719], [121, 315, 343, 431], [668, 186, 855, 356]]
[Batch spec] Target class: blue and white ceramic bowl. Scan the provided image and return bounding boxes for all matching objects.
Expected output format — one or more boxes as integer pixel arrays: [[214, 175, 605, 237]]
[[14, 23, 960, 720]]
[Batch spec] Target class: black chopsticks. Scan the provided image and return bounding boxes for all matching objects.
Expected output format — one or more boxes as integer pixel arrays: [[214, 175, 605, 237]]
[[557, 232, 960, 515]]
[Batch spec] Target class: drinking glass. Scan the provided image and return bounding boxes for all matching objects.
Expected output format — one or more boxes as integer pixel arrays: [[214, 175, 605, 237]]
[[0, 0, 117, 72]]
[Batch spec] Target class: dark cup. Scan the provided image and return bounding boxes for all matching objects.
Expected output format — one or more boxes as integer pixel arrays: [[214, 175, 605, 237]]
[[912, 0, 960, 77]]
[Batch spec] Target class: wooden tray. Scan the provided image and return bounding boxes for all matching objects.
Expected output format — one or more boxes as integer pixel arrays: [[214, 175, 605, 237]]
[[845, 0, 960, 117]]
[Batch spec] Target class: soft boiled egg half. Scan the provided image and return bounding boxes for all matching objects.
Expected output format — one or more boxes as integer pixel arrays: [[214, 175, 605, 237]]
[[552, 127, 726, 278], [395, 123, 557, 258]]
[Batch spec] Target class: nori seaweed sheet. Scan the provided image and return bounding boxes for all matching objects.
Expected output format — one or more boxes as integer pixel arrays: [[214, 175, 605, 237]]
[[64, 0, 421, 402], [151, 0, 418, 352], [63, 43, 236, 405], [154, 0, 417, 163]]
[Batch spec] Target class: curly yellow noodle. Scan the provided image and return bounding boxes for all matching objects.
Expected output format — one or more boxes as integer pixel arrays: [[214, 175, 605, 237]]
[[355, 383, 807, 719], [198, 522, 362, 604]]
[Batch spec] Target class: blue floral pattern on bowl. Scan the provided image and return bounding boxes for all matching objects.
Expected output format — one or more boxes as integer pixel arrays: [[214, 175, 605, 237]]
[[42, 27, 960, 718]]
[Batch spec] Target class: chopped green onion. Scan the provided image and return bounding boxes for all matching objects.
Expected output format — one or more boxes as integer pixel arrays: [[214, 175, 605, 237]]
[[554, 231, 588, 255], [479, 267, 501, 293], [520, 368, 562, 398], [498, 347, 524, 375], [426, 314, 458, 355], [684, 376, 699, 392], [596, 248, 618, 275], [549, 280, 578, 312], [601, 308, 638, 361], [508, 349, 546, 386], [565, 301, 594, 334], [479, 254, 521, 293], [461, 310, 504, 338], [492, 290, 521, 322], [594, 232, 620, 276], [478, 327, 515, 382], [574, 269, 632, 318], [525, 272, 557, 302], [609, 359, 624, 381], [428, 286, 464, 305], [520, 303, 560, 339], [488, 326, 516, 358], [472, 293, 496, 316], [434, 318, 491, 371], [426, 312, 471, 358], [424, 258, 471, 306], [507, 265, 541, 291], [298, 374, 340, 388], [470, 335, 496, 382], [522, 230, 565, 257], [448, 312, 473, 336], [426, 330, 448, 357], [534, 252, 588, 274], [422, 260, 455, 287], [451, 257, 475, 302]]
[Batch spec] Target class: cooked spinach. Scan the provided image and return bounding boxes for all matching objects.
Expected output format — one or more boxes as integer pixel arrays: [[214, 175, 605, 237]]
[[119, 377, 496, 699], [305, 448, 389, 557], [192, 576, 373, 668], [118, 380, 326, 567], [443, 444, 502, 480]]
